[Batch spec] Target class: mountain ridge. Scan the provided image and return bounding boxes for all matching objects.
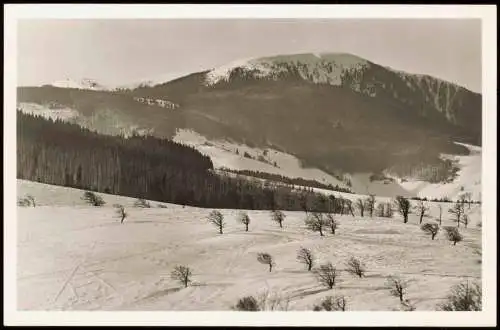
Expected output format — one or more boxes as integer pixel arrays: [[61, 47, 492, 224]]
[[16, 51, 482, 196]]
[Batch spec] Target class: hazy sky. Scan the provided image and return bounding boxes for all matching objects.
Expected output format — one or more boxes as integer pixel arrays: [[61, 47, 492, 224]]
[[17, 19, 482, 92]]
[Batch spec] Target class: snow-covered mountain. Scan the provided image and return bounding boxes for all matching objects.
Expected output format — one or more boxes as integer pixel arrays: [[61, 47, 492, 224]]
[[17, 52, 482, 199], [204, 52, 369, 88], [48, 78, 110, 91], [201, 53, 480, 131]]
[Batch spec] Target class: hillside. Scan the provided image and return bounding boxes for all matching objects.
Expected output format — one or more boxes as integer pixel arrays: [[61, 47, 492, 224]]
[[16, 52, 482, 194], [17, 180, 482, 311], [16, 111, 349, 213]]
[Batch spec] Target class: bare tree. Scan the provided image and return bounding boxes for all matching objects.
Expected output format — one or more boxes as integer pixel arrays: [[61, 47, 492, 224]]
[[444, 226, 463, 245], [297, 247, 315, 271], [257, 253, 275, 272], [171, 265, 192, 288], [338, 198, 347, 215], [234, 292, 290, 311], [345, 256, 366, 278], [376, 203, 385, 217], [421, 223, 440, 240], [326, 213, 338, 234], [134, 198, 151, 208], [394, 196, 411, 223], [463, 192, 473, 209], [327, 194, 336, 214], [239, 212, 251, 232], [313, 295, 347, 311], [386, 276, 408, 302], [81, 191, 106, 206], [208, 210, 225, 234], [345, 199, 355, 217], [384, 202, 393, 218], [114, 204, 127, 224], [299, 194, 310, 215], [438, 281, 482, 311], [474, 247, 482, 264], [448, 201, 464, 228], [356, 198, 366, 217], [271, 210, 286, 229], [305, 212, 329, 236], [461, 214, 470, 228], [314, 262, 338, 289], [366, 194, 376, 217], [437, 204, 443, 225], [256, 290, 290, 311], [414, 200, 430, 224]]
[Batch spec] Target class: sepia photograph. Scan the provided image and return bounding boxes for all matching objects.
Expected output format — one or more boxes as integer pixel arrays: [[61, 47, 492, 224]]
[[3, 4, 497, 327]]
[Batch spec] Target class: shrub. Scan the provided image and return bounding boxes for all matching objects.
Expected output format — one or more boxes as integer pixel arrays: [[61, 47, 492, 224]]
[[234, 296, 260, 311], [81, 191, 106, 206], [18, 194, 35, 207], [438, 281, 482, 311], [312, 295, 347, 311], [134, 198, 151, 208]]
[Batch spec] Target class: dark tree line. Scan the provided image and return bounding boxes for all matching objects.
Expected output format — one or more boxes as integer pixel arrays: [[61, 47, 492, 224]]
[[17, 111, 344, 212], [221, 168, 353, 193]]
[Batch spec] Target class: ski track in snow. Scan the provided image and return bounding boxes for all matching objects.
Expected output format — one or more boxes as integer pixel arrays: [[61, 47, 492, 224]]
[[17, 180, 481, 311]]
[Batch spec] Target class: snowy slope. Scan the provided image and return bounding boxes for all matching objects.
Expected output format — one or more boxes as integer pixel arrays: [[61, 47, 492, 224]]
[[172, 129, 481, 201], [204, 53, 369, 87], [172, 129, 349, 189], [397, 143, 482, 201], [17, 102, 79, 122], [17, 180, 481, 311]]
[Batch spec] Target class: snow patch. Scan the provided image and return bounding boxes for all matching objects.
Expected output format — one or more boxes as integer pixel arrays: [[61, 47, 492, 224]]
[[50, 78, 109, 91], [17, 102, 79, 121]]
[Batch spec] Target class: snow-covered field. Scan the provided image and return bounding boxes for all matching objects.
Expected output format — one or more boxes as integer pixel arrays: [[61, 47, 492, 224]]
[[17, 180, 481, 311]]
